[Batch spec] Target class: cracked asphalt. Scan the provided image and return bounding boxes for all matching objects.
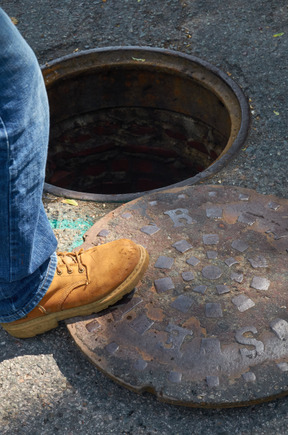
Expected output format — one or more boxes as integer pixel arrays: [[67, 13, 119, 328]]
[[0, 0, 288, 433]]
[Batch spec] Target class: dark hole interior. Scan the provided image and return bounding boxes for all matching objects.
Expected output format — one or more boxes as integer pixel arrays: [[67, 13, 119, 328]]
[[46, 107, 227, 195], [46, 66, 231, 195]]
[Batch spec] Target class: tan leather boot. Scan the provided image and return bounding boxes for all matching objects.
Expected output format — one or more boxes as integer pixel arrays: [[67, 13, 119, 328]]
[[1, 239, 149, 338]]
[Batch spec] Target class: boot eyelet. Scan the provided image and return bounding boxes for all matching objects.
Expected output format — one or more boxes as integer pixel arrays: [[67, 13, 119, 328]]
[[78, 268, 85, 273], [67, 269, 73, 274], [56, 270, 62, 275]]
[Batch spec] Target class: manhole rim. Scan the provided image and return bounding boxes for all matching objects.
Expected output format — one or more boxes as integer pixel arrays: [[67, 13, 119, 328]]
[[43, 46, 250, 202]]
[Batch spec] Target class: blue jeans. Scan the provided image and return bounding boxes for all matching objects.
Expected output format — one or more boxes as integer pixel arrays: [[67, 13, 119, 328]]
[[0, 8, 57, 323]]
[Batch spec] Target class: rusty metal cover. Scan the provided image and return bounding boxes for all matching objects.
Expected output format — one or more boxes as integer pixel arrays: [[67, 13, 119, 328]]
[[66, 185, 288, 407]]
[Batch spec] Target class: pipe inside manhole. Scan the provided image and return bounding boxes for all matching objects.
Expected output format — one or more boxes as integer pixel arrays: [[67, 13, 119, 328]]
[[43, 47, 249, 202]]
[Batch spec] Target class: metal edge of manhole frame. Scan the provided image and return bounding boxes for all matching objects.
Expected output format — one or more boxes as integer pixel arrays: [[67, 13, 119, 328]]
[[66, 184, 288, 408], [42, 46, 250, 203]]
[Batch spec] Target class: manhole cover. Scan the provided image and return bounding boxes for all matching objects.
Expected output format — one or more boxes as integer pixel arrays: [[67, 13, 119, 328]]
[[43, 47, 249, 202], [67, 185, 288, 407]]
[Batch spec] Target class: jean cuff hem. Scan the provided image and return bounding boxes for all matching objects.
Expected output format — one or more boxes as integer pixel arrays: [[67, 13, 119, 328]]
[[0, 252, 57, 323]]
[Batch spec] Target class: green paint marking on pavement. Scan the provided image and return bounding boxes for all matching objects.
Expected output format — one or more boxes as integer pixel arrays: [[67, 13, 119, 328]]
[[49, 218, 94, 249], [49, 218, 94, 230]]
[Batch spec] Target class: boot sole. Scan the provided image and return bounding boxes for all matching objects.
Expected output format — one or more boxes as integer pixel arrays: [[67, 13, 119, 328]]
[[2, 245, 149, 338]]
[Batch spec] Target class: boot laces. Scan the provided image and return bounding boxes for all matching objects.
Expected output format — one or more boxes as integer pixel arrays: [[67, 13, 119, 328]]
[[56, 249, 86, 275]]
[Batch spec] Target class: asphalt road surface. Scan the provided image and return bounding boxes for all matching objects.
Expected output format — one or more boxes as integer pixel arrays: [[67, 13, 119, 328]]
[[0, 1, 287, 433]]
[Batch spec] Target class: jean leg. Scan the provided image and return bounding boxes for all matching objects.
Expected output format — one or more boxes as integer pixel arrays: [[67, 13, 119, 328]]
[[0, 9, 58, 322]]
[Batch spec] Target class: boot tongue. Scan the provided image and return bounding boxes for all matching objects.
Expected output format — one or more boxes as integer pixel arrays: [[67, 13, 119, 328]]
[[64, 254, 77, 265]]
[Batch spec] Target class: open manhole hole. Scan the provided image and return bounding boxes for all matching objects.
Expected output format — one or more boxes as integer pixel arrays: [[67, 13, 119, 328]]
[[43, 47, 249, 202]]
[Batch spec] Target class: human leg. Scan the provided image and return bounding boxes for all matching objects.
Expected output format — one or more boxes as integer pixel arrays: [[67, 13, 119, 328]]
[[0, 8, 58, 322], [0, 9, 149, 335]]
